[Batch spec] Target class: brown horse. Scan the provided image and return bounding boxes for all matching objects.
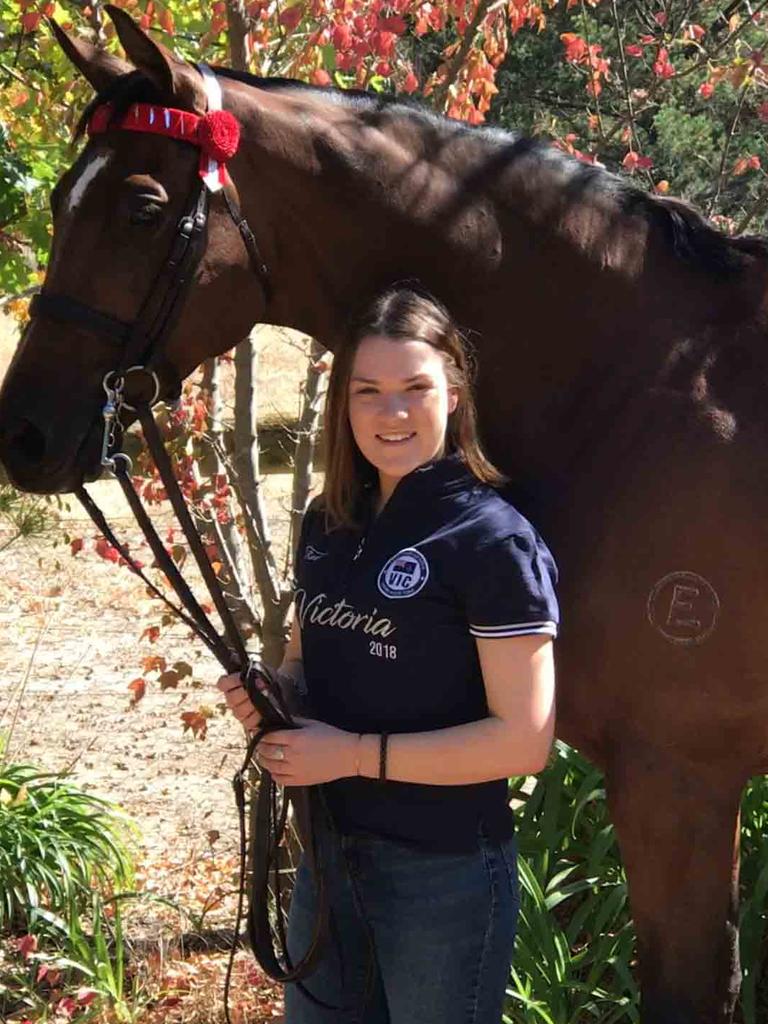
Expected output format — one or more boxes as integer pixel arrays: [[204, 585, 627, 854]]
[[2, 8, 768, 1022]]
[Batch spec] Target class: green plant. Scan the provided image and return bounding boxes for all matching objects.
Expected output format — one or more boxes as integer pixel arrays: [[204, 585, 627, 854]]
[[736, 776, 768, 1024], [506, 748, 768, 1023], [0, 764, 135, 937], [505, 742, 639, 1024], [0, 486, 54, 552]]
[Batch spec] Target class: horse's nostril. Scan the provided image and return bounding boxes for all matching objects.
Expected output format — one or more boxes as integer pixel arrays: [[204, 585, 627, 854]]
[[8, 418, 47, 464]]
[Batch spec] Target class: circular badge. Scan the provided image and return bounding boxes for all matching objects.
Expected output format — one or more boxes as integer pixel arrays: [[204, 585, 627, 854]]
[[647, 571, 719, 646], [377, 548, 430, 599]]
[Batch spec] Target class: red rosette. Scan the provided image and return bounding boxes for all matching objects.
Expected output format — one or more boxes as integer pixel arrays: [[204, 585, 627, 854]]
[[198, 110, 241, 163]]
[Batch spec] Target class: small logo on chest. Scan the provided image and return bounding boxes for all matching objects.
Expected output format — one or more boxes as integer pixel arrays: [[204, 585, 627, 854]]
[[304, 545, 327, 561], [377, 548, 429, 599]]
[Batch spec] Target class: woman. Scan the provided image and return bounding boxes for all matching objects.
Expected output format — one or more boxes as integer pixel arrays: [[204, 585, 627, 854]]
[[218, 286, 558, 1024]]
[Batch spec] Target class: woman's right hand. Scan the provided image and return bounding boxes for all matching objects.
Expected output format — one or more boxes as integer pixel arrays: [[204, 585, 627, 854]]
[[216, 672, 268, 733]]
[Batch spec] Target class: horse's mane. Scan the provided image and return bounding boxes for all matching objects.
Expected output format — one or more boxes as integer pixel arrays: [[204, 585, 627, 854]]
[[74, 67, 768, 277]]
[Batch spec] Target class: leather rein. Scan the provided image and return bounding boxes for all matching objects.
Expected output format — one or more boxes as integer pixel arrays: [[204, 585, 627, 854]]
[[28, 65, 346, 1015]]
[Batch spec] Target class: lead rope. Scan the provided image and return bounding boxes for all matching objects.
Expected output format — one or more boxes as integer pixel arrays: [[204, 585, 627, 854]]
[[77, 386, 362, 1016]]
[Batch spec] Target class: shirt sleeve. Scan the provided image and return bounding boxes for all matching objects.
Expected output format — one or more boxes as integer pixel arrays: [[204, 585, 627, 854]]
[[463, 528, 559, 640]]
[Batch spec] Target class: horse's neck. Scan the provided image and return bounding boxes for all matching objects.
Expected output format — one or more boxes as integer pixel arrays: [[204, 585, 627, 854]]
[[229, 85, 521, 343]]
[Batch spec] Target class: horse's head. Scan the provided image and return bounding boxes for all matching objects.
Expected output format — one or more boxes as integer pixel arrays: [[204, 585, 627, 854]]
[[0, 7, 268, 493]]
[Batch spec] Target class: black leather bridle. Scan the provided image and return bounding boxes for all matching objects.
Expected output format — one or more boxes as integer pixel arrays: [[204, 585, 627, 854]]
[[25, 67, 372, 1018]]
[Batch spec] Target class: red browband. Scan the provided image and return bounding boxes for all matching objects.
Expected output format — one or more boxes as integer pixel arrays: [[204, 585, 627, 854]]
[[87, 103, 241, 189]]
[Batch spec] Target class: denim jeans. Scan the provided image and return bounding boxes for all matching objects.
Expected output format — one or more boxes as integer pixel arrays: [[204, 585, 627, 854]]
[[284, 817, 520, 1024]]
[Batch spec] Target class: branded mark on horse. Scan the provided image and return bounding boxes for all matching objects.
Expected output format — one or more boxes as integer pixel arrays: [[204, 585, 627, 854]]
[[1, 8, 768, 1022]]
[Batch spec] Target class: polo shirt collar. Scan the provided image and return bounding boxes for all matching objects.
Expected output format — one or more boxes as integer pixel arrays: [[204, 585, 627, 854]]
[[363, 451, 476, 510]]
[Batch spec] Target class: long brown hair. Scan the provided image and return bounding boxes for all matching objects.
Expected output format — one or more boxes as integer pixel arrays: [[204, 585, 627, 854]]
[[321, 286, 507, 529]]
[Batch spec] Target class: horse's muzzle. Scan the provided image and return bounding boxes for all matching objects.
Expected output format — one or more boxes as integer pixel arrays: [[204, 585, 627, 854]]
[[0, 412, 103, 494]]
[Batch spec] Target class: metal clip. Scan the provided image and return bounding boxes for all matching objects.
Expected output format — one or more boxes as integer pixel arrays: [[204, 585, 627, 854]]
[[100, 371, 125, 471]]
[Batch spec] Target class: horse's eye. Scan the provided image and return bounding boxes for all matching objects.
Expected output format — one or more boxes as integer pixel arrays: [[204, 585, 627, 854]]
[[129, 203, 163, 226]]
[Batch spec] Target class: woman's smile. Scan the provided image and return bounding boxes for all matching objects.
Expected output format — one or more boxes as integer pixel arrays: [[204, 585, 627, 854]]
[[376, 432, 416, 444]]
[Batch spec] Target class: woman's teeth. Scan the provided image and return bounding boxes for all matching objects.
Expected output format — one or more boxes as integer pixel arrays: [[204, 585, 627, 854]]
[[377, 433, 414, 444]]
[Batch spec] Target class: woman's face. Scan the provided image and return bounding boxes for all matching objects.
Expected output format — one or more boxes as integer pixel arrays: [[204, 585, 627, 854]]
[[348, 334, 459, 498]]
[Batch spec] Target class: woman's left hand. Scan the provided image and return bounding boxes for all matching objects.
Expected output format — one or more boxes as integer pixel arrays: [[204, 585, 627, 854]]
[[255, 717, 357, 786]]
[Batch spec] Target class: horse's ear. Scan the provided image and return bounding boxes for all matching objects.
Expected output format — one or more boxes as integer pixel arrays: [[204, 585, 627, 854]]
[[104, 4, 206, 113], [48, 19, 134, 93]]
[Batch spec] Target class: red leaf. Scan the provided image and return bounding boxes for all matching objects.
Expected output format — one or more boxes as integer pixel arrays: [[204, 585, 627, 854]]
[[403, 70, 419, 94], [378, 14, 405, 33], [141, 625, 160, 643], [95, 537, 120, 563], [57, 997, 77, 1019], [20, 11, 42, 31], [560, 32, 588, 63], [331, 22, 352, 48], [699, 82, 714, 99], [733, 155, 761, 176], [180, 710, 209, 739], [625, 44, 643, 57], [310, 68, 332, 86], [70, 537, 84, 556], [17, 934, 37, 959], [128, 678, 146, 704], [278, 5, 302, 31], [76, 988, 99, 1007]]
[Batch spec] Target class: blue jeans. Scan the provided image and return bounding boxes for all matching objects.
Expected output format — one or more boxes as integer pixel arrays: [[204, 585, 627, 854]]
[[284, 817, 520, 1024]]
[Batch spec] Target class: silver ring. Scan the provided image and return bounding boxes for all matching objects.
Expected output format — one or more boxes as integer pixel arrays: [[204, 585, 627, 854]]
[[121, 366, 161, 411], [274, 746, 285, 761]]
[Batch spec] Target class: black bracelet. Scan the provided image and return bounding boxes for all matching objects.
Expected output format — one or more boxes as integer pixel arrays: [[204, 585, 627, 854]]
[[379, 732, 389, 782]]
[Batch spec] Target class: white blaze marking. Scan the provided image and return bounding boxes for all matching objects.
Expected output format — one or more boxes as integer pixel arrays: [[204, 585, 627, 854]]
[[65, 153, 111, 216]]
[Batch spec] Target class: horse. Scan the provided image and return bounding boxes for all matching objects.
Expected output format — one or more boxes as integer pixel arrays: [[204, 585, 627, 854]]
[[2, 7, 767, 1021]]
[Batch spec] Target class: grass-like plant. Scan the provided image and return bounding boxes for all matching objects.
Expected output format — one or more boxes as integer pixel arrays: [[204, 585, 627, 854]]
[[0, 485, 54, 552], [505, 742, 640, 1024], [0, 763, 135, 937], [506, 745, 768, 1024]]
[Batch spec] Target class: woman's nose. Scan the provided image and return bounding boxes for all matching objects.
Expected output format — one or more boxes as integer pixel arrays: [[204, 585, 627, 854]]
[[377, 393, 409, 418]]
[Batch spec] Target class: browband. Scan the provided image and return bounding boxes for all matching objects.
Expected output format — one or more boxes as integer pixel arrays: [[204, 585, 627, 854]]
[[87, 101, 240, 192]]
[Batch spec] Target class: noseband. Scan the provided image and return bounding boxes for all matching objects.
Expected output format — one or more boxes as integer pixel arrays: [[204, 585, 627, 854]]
[[28, 64, 363, 1017]]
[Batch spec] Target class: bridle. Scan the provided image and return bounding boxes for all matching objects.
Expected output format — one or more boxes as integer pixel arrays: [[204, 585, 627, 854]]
[[26, 63, 373, 1016]]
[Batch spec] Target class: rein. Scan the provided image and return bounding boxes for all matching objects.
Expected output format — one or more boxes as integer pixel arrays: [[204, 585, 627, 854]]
[[28, 64, 360, 1016]]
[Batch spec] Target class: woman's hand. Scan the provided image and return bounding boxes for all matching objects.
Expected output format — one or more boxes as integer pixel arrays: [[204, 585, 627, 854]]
[[256, 718, 357, 786], [216, 672, 269, 733]]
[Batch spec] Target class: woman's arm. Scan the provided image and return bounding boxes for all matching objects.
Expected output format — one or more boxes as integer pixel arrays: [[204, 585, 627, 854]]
[[256, 634, 556, 786], [355, 634, 555, 783]]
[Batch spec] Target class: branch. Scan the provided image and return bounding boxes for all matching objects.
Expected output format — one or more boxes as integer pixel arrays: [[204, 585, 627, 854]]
[[432, 0, 495, 110], [196, 358, 261, 638], [734, 181, 768, 234], [707, 74, 753, 217], [289, 339, 326, 580]]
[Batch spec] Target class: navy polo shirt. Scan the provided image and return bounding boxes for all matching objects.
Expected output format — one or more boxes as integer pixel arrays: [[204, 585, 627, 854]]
[[293, 451, 559, 853]]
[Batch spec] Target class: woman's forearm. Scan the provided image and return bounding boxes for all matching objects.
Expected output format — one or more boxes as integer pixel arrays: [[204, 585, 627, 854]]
[[355, 716, 552, 785]]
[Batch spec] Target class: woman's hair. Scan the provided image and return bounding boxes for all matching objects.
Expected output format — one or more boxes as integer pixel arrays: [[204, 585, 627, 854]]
[[320, 285, 507, 529]]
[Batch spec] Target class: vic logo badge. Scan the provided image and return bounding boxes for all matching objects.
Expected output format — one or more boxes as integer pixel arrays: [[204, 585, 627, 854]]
[[378, 548, 429, 599]]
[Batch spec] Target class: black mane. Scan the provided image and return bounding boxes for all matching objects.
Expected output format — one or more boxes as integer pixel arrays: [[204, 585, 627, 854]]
[[74, 66, 768, 276]]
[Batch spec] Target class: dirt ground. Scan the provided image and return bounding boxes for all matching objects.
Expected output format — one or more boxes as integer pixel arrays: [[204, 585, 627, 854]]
[[0, 309, 322, 1018]]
